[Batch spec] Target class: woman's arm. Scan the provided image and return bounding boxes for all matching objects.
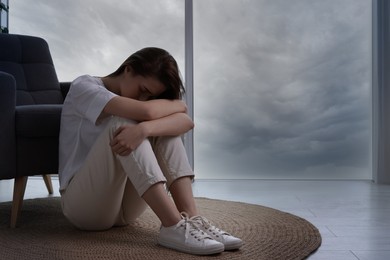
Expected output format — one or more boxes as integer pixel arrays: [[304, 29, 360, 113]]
[[110, 113, 194, 156], [103, 96, 187, 122], [140, 112, 194, 137]]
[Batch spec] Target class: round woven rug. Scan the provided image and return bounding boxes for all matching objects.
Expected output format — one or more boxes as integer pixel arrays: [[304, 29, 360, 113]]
[[0, 197, 321, 260]]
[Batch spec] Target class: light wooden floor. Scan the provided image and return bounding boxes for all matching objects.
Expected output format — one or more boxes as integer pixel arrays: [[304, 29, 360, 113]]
[[1, 178, 390, 260]]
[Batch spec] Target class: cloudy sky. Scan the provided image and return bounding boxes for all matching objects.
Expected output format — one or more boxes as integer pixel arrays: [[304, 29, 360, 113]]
[[10, 0, 372, 180]]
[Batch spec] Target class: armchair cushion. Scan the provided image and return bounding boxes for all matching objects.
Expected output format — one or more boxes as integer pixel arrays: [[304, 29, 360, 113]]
[[0, 34, 63, 105], [15, 105, 62, 138]]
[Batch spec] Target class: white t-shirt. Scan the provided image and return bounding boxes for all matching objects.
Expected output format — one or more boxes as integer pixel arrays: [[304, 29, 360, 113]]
[[59, 75, 117, 191]]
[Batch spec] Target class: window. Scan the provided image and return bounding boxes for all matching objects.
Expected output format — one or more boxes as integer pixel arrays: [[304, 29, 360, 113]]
[[10, 0, 373, 180], [193, 0, 372, 179]]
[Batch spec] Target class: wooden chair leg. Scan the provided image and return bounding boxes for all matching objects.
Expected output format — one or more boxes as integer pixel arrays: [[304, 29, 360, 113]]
[[42, 174, 53, 195], [10, 176, 28, 228]]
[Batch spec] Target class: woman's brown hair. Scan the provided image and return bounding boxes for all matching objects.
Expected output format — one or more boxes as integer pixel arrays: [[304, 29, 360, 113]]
[[107, 47, 185, 100]]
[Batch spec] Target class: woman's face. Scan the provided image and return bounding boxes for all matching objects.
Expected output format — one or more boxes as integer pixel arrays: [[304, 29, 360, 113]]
[[121, 67, 166, 101]]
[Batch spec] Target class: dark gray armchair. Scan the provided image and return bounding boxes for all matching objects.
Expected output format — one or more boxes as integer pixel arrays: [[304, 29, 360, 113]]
[[0, 34, 70, 227]]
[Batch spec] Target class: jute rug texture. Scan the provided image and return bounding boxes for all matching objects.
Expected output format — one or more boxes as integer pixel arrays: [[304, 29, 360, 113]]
[[0, 197, 321, 259]]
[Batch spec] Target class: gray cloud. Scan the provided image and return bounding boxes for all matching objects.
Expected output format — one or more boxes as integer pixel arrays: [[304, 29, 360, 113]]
[[10, 0, 185, 81], [193, 0, 371, 179]]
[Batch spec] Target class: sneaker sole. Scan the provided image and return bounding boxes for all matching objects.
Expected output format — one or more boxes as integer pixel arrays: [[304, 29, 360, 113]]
[[224, 240, 243, 251], [158, 239, 225, 255]]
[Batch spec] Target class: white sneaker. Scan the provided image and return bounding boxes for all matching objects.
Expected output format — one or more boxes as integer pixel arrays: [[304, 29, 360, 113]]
[[190, 215, 243, 250], [157, 213, 224, 255]]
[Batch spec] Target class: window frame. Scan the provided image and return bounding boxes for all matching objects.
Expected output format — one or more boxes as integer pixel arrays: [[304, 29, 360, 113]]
[[184, 0, 194, 169], [372, 0, 390, 184]]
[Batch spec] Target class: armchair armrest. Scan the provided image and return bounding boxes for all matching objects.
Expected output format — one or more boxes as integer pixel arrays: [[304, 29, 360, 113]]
[[0, 71, 16, 179]]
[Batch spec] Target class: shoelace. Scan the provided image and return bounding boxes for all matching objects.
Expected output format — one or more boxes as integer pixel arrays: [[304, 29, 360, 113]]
[[190, 215, 230, 238], [179, 213, 213, 241]]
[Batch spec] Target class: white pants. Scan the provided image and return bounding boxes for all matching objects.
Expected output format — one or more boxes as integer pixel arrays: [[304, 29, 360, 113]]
[[61, 117, 194, 230]]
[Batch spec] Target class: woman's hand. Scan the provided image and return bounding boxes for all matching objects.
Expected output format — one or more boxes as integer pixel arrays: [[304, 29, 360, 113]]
[[110, 124, 147, 156], [109, 112, 194, 156]]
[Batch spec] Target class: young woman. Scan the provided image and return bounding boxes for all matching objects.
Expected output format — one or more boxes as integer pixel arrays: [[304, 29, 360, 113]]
[[58, 47, 242, 256]]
